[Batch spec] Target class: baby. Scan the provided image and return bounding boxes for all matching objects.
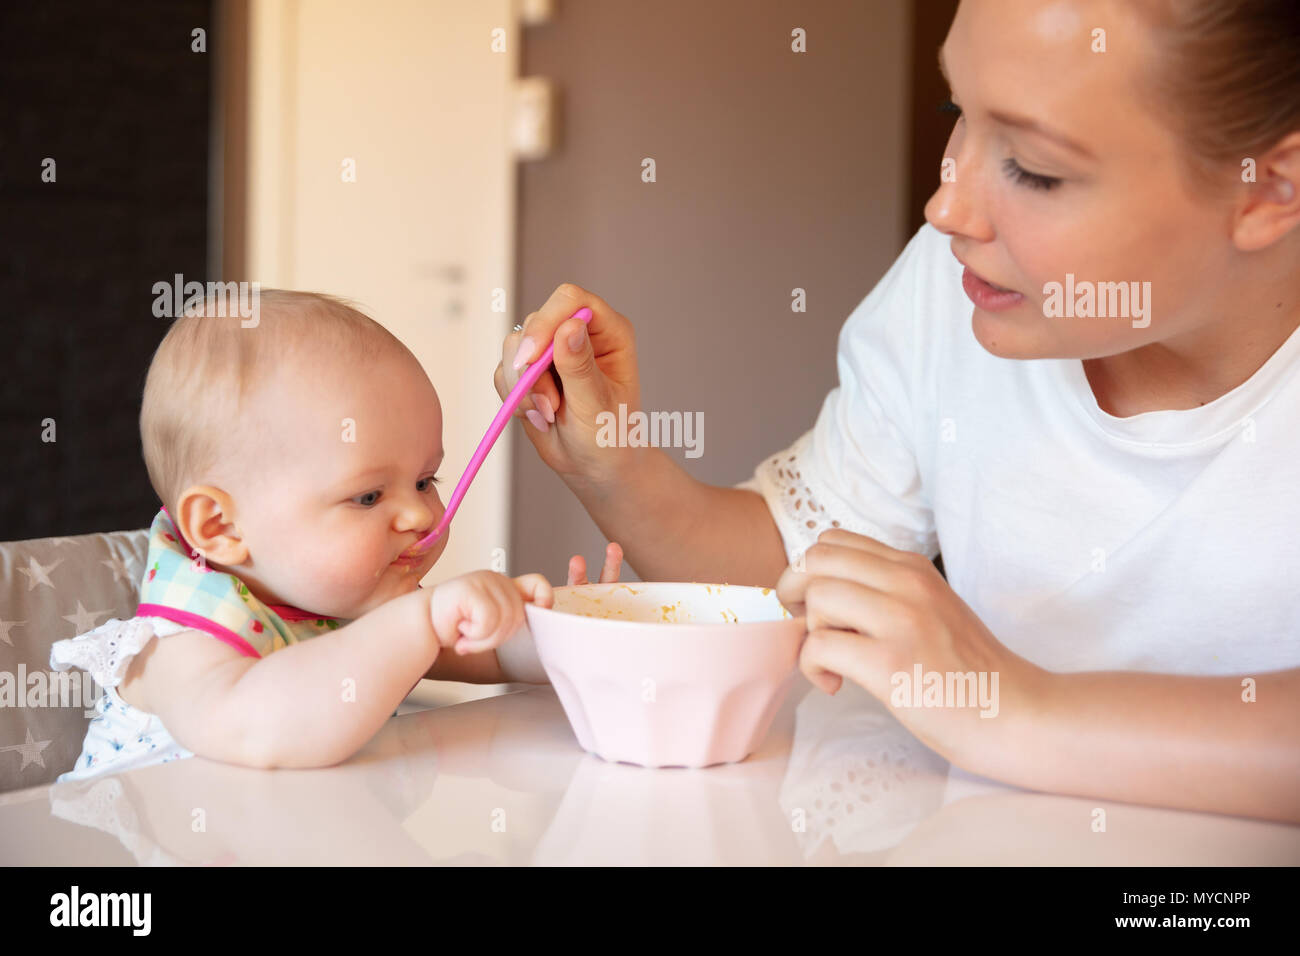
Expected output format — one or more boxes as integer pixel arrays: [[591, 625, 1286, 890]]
[[50, 289, 621, 781]]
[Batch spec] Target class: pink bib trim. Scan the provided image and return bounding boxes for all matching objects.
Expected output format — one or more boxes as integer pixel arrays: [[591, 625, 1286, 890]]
[[267, 603, 327, 622], [136, 603, 263, 659]]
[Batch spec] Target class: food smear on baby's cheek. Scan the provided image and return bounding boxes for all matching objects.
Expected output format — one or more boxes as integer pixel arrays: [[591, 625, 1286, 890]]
[[375, 559, 422, 580]]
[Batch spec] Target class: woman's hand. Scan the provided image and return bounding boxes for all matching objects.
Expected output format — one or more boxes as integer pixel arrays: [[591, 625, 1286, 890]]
[[566, 542, 624, 586], [428, 570, 553, 656], [776, 529, 1049, 772], [494, 283, 642, 485]]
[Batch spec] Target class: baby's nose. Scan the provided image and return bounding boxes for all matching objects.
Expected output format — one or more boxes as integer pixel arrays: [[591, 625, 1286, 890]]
[[395, 498, 437, 533]]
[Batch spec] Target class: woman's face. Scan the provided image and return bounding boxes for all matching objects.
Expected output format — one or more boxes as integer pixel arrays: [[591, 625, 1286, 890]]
[[925, 0, 1242, 360]]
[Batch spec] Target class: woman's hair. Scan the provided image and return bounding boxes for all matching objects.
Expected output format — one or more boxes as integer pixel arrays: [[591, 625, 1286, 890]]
[[1136, 0, 1300, 188], [140, 289, 412, 514]]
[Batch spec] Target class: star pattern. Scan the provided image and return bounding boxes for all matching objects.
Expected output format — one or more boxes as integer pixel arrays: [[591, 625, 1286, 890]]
[[62, 600, 112, 635], [0, 620, 23, 648], [100, 552, 137, 586], [0, 728, 52, 770], [2, 540, 147, 785], [16, 556, 62, 591]]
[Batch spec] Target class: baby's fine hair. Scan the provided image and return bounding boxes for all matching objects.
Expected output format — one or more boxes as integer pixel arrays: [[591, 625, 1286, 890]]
[[140, 288, 412, 514]]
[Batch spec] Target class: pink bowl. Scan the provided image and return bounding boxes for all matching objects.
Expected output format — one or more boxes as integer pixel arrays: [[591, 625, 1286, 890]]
[[524, 582, 805, 768]]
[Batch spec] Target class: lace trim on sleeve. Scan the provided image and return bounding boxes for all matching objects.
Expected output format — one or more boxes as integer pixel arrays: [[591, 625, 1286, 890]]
[[739, 430, 927, 562], [49, 617, 190, 689]]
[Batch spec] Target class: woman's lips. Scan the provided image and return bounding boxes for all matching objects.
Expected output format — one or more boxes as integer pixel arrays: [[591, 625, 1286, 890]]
[[961, 266, 1025, 312]]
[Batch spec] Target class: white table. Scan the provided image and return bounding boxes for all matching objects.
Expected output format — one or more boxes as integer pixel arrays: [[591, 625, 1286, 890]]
[[3, 681, 1297, 865]]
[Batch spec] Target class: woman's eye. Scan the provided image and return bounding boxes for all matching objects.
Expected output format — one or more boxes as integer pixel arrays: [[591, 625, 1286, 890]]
[[352, 490, 381, 507], [938, 98, 962, 119], [1002, 157, 1061, 191], [417, 475, 442, 492]]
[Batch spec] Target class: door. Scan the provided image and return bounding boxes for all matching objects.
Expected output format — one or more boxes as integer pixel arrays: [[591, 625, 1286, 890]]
[[243, 0, 519, 581]]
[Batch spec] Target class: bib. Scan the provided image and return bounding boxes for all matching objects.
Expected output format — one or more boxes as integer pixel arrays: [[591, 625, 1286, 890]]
[[136, 507, 343, 658]]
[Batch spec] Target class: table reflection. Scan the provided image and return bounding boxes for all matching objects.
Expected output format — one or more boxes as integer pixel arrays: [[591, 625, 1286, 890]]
[[36, 681, 1300, 866]]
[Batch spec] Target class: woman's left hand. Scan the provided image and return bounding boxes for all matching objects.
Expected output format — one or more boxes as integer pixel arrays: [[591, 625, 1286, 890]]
[[776, 529, 1049, 772]]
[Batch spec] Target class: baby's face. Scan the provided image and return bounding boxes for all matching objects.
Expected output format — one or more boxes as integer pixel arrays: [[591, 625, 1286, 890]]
[[219, 349, 449, 620]]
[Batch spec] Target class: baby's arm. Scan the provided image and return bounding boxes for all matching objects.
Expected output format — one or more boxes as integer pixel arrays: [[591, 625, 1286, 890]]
[[122, 587, 438, 768], [122, 570, 545, 769], [421, 543, 625, 684]]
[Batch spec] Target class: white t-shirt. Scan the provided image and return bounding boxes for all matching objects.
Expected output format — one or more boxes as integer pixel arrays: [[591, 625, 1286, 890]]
[[742, 223, 1300, 676]]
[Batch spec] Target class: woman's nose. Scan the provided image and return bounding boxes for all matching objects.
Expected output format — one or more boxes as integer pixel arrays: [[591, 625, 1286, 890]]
[[923, 124, 993, 243]]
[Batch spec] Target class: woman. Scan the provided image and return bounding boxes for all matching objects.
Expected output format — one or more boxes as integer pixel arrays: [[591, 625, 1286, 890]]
[[496, 0, 1300, 822]]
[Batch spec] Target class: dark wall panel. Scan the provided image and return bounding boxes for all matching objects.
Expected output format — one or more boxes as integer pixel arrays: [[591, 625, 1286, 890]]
[[0, 0, 213, 539]]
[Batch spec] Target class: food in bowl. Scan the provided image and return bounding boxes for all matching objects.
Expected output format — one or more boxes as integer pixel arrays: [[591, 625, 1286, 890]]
[[524, 582, 805, 768]]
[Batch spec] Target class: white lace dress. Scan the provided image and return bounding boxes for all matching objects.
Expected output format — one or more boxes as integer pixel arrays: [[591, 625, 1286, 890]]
[[49, 616, 194, 782]]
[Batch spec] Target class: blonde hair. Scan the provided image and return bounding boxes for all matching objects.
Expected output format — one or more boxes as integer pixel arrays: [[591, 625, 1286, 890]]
[[140, 289, 412, 514], [1135, 0, 1300, 189]]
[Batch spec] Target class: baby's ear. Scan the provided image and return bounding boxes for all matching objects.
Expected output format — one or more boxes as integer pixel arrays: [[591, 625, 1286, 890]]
[[174, 485, 249, 565]]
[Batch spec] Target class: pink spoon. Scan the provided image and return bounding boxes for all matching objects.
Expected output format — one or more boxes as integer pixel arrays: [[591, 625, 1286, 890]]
[[408, 306, 594, 555]]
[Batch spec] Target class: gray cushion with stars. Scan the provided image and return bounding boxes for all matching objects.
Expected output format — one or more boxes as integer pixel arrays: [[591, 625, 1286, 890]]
[[0, 528, 148, 792]]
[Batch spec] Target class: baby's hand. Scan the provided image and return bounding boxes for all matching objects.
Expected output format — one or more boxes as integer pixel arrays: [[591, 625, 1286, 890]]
[[567, 542, 624, 586], [428, 570, 553, 656]]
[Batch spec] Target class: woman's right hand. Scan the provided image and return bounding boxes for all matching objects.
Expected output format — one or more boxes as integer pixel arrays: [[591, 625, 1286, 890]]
[[494, 283, 642, 485]]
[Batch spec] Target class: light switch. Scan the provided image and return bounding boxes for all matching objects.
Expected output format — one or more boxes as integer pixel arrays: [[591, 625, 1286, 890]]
[[513, 76, 557, 161], [519, 0, 555, 26]]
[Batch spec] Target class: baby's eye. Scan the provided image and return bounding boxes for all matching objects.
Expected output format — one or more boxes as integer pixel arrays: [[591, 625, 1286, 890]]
[[416, 475, 442, 493], [352, 490, 382, 507]]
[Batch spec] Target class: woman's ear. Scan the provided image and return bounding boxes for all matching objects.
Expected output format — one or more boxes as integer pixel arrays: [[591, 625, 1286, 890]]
[[1233, 131, 1300, 252], [174, 485, 249, 566]]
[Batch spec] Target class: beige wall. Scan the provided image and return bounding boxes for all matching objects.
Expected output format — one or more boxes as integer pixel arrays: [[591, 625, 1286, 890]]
[[511, 0, 911, 581]]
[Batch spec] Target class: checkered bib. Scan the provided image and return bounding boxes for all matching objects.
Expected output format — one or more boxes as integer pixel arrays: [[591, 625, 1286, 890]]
[[136, 507, 342, 657], [48, 508, 345, 782]]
